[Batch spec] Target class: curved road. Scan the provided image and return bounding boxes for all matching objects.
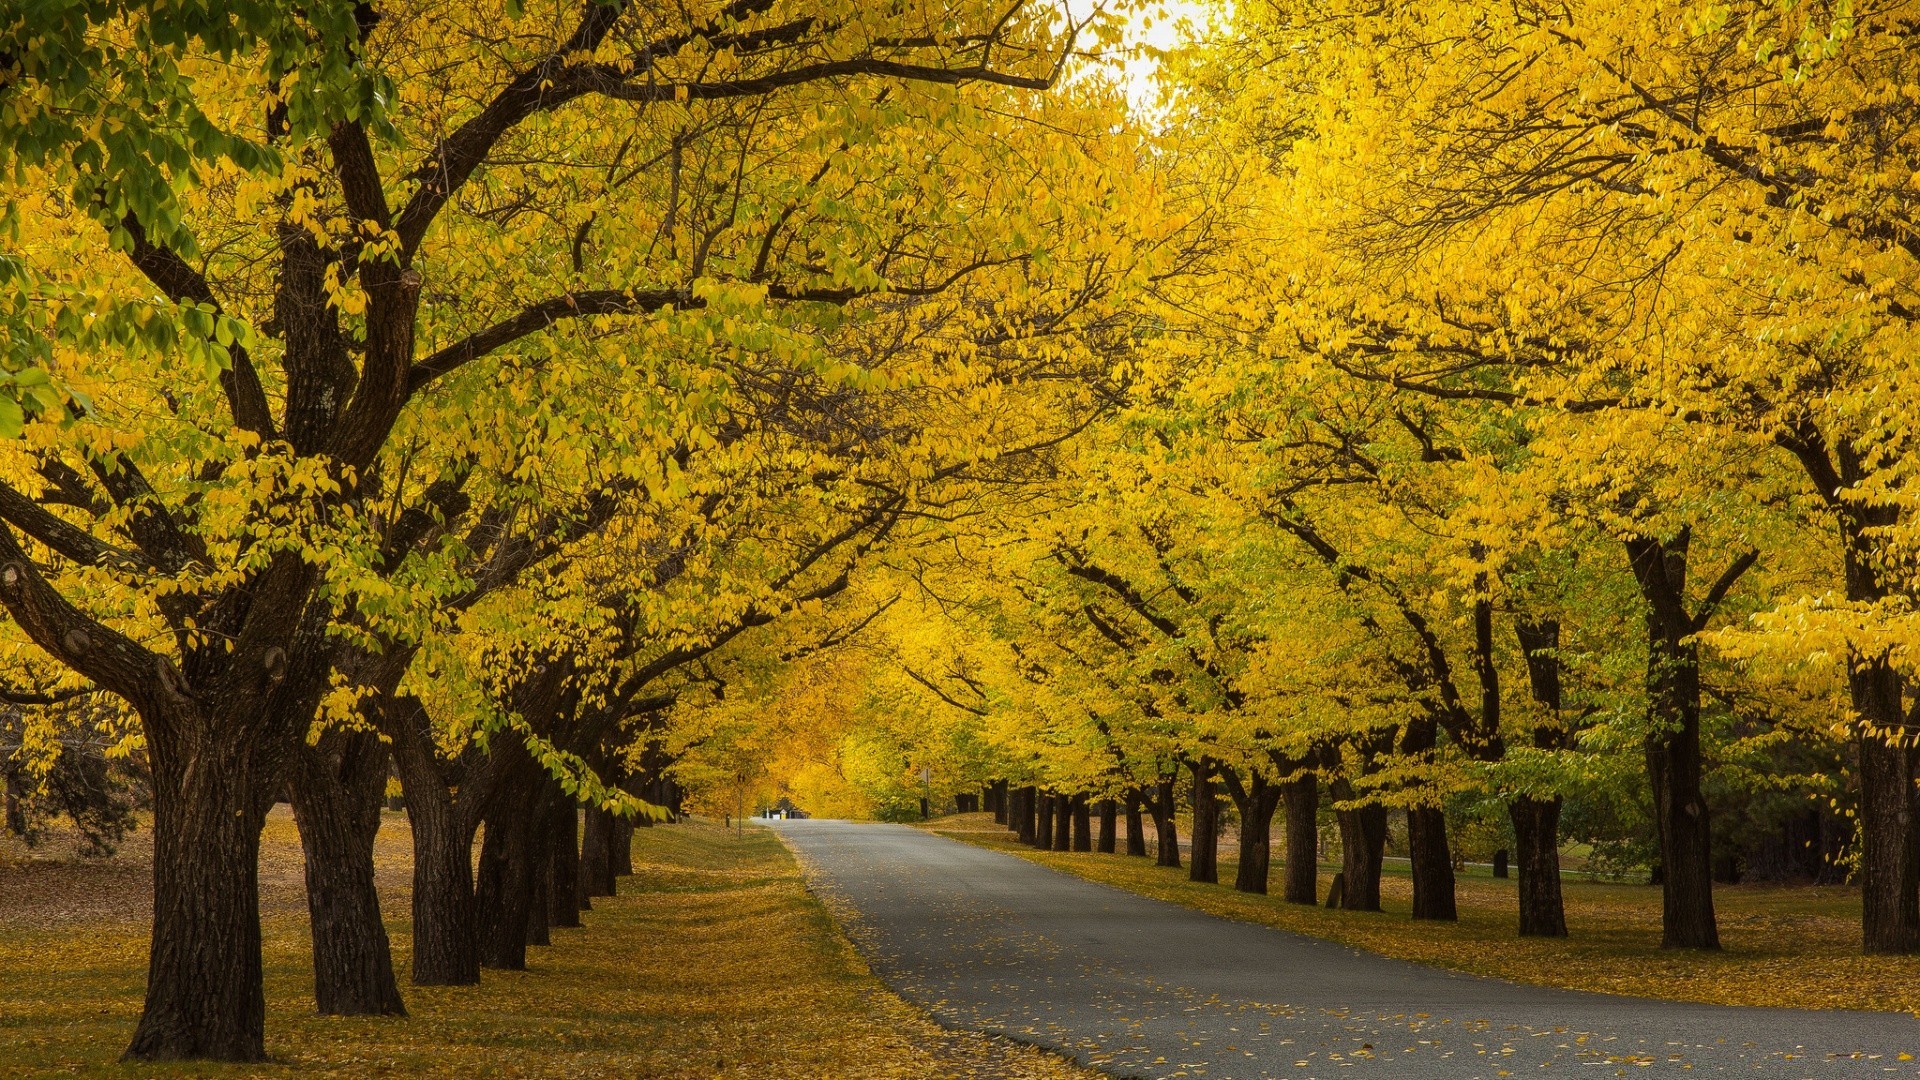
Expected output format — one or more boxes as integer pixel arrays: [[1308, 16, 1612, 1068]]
[[770, 820, 1919, 1079]]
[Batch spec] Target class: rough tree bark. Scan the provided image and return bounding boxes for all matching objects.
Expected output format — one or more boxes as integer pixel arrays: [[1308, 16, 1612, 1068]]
[[1512, 618, 1570, 937], [1281, 773, 1319, 905], [1330, 778, 1385, 912], [1152, 774, 1182, 869], [1124, 789, 1148, 857], [581, 802, 617, 899], [1187, 757, 1220, 884], [1219, 765, 1283, 895], [286, 728, 406, 1016]]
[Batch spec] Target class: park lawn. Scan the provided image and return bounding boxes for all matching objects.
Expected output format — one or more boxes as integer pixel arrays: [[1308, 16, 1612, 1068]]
[[0, 812, 1094, 1079], [928, 813, 1920, 1016]]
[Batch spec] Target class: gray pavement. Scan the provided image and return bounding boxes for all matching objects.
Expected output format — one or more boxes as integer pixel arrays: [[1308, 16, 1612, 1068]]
[[769, 819, 1920, 1079]]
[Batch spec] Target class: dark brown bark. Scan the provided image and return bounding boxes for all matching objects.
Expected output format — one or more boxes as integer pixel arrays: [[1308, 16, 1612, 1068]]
[[1626, 532, 1726, 950], [581, 803, 617, 899], [1071, 794, 1092, 851], [380, 692, 479, 986], [1188, 757, 1219, 884], [1510, 796, 1568, 936], [1281, 774, 1319, 905], [1053, 792, 1073, 850], [1407, 805, 1457, 921], [1015, 785, 1037, 844], [1219, 766, 1284, 895], [1036, 793, 1056, 850], [1513, 618, 1570, 937], [286, 729, 406, 1016], [1151, 775, 1181, 869], [547, 797, 582, 927], [1330, 778, 1385, 912], [1124, 789, 1148, 856], [1096, 798, 1117, 853], [991, 779, 1009, 825]]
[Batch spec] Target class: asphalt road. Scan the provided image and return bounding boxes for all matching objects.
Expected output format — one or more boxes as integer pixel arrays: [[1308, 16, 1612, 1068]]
[[769, 819, 1920, 1079]]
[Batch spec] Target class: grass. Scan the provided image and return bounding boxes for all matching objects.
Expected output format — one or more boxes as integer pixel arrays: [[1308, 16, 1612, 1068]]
[[0, 809, 1097, 1079], [926, 813, 1920, 1015]]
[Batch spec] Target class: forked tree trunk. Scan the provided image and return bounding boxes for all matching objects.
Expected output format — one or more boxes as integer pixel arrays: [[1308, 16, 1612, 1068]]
[[1097, 798, 1117, 853], [1513, 619, 1570, 938], [1152, 775, 1181, 869], [1187, 758, 1220, 884], [1407, 805, 1457, 921], [1331, 779, 1385, 912], [1071, 795, 1092, 851], [286, 728, 406, 1015], [1220, 768, 1283, 895], [1124, 790, 1148, 857], [1626, 533, 1722, 950], [1281, 774, 1318, 905]]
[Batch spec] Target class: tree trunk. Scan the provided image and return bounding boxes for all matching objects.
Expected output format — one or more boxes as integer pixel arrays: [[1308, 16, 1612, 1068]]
[[547, 798, 582, 927], [124, 728, 274, 1061], [1152, 775, 1181, 869], [1096, 798, 1117, 853], [1330, 779, 1384, 912], [1407, 805, 1457, 921], [1229, 775, 1283, 895], [382, 694, 479, 986], [1036, 792, 1056, 850], [1124, 790, 1148, 856], [991, 779, 1009, 825], [1188, 758, 1219, 884], [1071, 794, 1092, 851], [475, 776, 541, 970], [286, 729, 406, 1016], [581, 803, 617, 899], [1510, 796, 1568, 936], [1281, 774, 1318, 905], [1855, 659, 1919, 953], [1053, 793, 1072, 850], [1015, 785, 1037, 844], [1627, 533, 1720, 950]]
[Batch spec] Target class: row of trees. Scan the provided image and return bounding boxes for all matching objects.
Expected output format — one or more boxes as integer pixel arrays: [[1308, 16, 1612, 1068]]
[[0, 0, 1189, 1062], [691, 0, 1920, 971]]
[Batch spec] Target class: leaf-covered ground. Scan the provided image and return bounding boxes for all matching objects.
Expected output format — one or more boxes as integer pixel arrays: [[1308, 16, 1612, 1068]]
[[0, 810, 1098, 1078], [929, 814, 1920, 1015]]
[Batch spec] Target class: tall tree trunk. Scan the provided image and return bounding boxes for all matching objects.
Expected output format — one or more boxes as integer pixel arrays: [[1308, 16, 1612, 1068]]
[[1097, 798, 1117, 853], [1188, 757, 1219, 884], [1036, 792, 1056, 850], [1281, 774, 1319, 905], [581, 803, 617, 899], [1124, 789, 1148, 856], [547, 797, 583, 927], [1221, 767, 1283, 895], [1509, 796, 1568, 936], [1513, 619, 1569, 938], [286, 729, 406, 1016], [1015, 785, 1037, 844], [991, 779, 1009, 825], [124, 726, 274, 1061], [1407, 805, 1457, 921], [475, 773, 541, 969], [1855, 659, 1919, 953], [1626, 533, 1722, 950], [1071, 794, 1092, 851], [1053, 793, 1072, 850], [1152, 775, 1182, 869], [1330, 778, 1384, 912], [382, 694, 479, 986]]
